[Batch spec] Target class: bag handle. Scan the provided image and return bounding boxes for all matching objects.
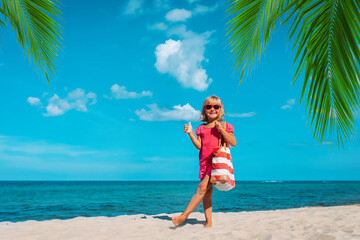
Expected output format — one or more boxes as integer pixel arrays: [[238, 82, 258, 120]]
[[218, 121, 227, 149]]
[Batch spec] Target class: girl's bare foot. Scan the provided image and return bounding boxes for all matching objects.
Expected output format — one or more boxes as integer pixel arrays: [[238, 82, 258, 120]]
[[204, 222, 212, 228], [171, 215, 186, 226]]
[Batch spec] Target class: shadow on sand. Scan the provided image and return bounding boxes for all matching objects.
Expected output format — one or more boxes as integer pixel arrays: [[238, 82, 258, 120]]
[[153, 215, 206, 229]]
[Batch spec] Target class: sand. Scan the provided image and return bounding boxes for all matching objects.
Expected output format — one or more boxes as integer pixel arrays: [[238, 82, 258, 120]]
[[1, 205, 359, 240]]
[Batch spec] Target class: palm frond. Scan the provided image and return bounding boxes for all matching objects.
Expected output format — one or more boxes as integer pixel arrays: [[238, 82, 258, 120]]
[[226, 0, 290, 84], [288, 0, 360, 146], [226, 0, 360, 147], [0, 7, 9, 27], [1, 0, 63, 86]]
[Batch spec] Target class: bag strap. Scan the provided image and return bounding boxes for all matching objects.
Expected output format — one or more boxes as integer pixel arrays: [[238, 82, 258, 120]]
[[218, 121, 227, 149]]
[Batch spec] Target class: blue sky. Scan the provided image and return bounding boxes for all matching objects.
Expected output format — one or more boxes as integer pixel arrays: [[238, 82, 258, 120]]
[[0, 0, 359, 181]]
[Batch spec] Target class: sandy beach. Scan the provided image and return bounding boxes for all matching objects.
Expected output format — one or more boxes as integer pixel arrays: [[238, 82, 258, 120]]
[[0, 205, 359, 240]]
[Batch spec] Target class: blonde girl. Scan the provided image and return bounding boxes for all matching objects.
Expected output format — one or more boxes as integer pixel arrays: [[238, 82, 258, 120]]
[[172, 95, 236, 227]]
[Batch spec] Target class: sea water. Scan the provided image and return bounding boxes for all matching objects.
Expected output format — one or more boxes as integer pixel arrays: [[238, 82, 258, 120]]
[[1, 181, 360, 222]]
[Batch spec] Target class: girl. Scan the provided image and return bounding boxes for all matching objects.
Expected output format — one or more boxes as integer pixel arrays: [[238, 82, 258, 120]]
[[171, 95, 236, 228]]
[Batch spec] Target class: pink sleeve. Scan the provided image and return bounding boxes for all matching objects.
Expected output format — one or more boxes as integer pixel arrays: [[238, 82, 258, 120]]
[[196, 125, 202, 136], [226, 123, 234, 133]]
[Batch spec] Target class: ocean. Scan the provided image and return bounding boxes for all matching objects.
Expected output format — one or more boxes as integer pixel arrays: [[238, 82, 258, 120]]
[[1, 181, 360, 222]]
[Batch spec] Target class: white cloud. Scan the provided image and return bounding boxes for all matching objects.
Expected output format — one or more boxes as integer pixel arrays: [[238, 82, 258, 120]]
[[287, 99, 295, 105], [135, 103, 200, 121], [86, 92, 98, 105], [187, 0, 200, 4], [154, 25, 213, 91], [281, 99, 296, 110], [109, 84, 152, 99], [193, 3, 219, 15], [153, 0, 170, 10], [148, 22, 168, 31], [32, 88, 98, 117], [227, 112, 256, 118], [27, 97, 42, 106], [44, 96, 67, 116], [165, 9, 192, 22], [123, 0, 144, 15]]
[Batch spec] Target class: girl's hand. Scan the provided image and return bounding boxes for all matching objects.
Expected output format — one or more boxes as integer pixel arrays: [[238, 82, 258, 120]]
[[184, 122, 193, 134], [215, 121, 224, 131]]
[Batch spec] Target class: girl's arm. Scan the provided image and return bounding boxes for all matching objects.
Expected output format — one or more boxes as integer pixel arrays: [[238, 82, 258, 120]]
[[188, 132, 202, 150], [215, 121, 237, 147], [184, 122, 202, 150]]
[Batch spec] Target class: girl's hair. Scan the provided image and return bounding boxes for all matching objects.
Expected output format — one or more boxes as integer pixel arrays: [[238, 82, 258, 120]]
[[199, 95, 225, 122]]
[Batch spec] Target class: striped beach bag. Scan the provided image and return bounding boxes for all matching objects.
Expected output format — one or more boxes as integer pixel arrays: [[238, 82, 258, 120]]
[[210, 122, 235, 191]]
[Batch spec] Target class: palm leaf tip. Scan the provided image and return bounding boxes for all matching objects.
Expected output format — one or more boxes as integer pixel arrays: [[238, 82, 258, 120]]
[[1, 0, 63, 86], [226, 0, 288, 82]]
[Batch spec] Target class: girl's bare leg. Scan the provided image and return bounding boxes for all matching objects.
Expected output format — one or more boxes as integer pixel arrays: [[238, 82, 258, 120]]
[[203, 184, 213, 227], [172, 175, 212, 226]]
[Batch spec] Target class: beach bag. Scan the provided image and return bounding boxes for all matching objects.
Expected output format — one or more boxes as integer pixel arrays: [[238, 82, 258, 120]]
[[210, 122, 235, 191]]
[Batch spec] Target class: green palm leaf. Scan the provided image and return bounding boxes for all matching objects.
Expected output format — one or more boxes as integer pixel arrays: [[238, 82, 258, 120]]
[[227, 0, 360, 147], [1, 0, 63, 86], [226, 0, 290, 84], [287, 0, 360, 146], [0, 7, 9, 27]]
